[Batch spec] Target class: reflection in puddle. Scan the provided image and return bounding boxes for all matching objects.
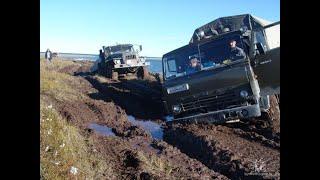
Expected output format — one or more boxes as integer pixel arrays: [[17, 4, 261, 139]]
[[89, 123, 115, 136], [127, 115, 163, 140], [164, 115, 174, 122]]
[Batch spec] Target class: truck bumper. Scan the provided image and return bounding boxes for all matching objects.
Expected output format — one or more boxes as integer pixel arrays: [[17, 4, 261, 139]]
[[172, 104, 261, 123], [114, 62, 150, 69]]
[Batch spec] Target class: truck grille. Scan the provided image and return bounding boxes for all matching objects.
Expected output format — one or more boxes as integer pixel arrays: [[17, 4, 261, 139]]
[[181, 91, 242, 112], [125, 55, 136, 59]]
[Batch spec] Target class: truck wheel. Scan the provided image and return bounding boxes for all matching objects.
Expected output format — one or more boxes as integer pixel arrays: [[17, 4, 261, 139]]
[[137, 66, 148, 79], [98, 63, 102, 75], [112, 71, 118, 80], [143, 66, 149, 79], [105, 64, 112, 78]]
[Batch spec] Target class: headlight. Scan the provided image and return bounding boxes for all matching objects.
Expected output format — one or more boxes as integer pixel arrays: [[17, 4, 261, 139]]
[[240, 90, 249, 98], [167, 84, 189, 94], [172, 105, 181, 113]]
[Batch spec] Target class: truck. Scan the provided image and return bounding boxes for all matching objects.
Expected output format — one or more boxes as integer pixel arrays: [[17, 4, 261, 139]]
[[161, 14, 280, 123], [92, 44, 150, 80]]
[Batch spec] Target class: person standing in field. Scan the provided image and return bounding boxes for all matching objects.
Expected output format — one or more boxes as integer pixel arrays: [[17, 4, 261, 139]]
[[45, 49, 52, 63]]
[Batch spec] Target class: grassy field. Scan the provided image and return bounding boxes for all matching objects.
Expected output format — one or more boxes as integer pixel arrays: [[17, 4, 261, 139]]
[[40, 59, 111, 179]]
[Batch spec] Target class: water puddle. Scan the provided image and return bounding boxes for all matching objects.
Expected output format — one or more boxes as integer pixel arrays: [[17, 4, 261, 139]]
[[127, 115, 163, 140], [88, 123, 116, 137], [164, 115, 174, 122]]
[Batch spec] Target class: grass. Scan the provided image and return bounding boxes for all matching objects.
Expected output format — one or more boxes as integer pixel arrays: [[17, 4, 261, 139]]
[[40, 58, 114, 179], [40, 101, 112, 179], [40, 59, 85, 102], [137, 151, 173, 178]]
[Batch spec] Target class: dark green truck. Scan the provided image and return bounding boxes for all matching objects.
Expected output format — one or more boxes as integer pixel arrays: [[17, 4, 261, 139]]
[[161, 14, 280, 123]]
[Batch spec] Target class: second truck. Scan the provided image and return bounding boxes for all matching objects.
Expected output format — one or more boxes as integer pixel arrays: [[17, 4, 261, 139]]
[[93, 44, 150, 80]]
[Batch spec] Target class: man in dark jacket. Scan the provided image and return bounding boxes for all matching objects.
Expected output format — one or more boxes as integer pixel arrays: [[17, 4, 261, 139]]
[[229, 40, 246, 61], [45, 49, 52, 63], [98, 49, 106, 75], [186, 56, 201, 75]]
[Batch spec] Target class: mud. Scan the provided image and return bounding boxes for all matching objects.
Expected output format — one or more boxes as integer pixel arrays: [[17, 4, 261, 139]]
[[164, 123, 280, 179], [42, 59, 280, 179], [84, 75, 164, 120], [42, 60, 228, 179]]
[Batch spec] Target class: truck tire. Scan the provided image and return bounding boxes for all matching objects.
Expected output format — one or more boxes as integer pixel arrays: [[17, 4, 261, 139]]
[[258, 94, 280, 134], [98, 63, 102, 75], [137, 66, 148, 79], [112, 71, 118, 80], [105, 64, 112, 78], [143, 66, 149, 79]]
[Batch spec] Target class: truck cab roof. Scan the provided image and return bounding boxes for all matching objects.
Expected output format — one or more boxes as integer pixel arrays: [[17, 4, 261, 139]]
[[189, 14, 272, 44]]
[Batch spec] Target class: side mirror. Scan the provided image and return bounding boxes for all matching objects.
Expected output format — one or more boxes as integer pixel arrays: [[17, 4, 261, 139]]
[[256, 42, 265, 55], [139, 45, 142, 51]]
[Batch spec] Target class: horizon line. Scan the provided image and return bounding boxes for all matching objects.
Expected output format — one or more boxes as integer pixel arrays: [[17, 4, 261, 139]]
[[40, 52, 161, 58]]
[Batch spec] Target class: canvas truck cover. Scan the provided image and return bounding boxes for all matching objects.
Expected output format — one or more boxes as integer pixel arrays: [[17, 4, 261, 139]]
[[189, 14, 273, 44]]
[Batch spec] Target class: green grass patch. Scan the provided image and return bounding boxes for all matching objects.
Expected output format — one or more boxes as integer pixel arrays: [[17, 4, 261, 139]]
[[40, 101, 112, 179], [40, 60, 84, 101]]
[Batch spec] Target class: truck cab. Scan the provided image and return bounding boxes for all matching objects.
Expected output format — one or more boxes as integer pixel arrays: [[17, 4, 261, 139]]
[[161, 14, 280, 123]]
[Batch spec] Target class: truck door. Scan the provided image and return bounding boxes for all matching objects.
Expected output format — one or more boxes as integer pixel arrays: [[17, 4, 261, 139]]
[[252, 21, 280, 96]]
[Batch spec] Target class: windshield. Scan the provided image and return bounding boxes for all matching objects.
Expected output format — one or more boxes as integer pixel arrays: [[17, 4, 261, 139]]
[[106, 45, 134, 54], [163, 35, 246, 80]]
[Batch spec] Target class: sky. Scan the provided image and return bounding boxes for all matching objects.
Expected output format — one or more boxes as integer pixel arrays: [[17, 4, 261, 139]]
[[40, 0, 280, 57]]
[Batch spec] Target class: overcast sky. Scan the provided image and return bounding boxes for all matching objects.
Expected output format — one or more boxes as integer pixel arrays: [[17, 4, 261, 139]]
[[40, 0, 280, 56]]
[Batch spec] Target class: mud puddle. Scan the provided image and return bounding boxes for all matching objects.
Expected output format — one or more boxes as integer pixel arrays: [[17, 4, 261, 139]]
[[127, 115, 163, 140], [88, 123, 116, 136]]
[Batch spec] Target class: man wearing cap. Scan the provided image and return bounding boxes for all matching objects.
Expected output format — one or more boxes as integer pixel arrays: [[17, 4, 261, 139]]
[[229, 40, 246, 61], [186, 56, 201, 75]]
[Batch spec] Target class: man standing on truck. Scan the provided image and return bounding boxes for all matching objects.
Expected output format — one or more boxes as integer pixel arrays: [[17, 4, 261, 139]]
[[229, 39, 246, 61]]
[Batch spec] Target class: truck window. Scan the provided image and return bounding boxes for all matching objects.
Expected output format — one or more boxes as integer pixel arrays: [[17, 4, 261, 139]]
[[167, 58, 177, 72], [254, 30, 268, 51], [163, 34, 247, 80], [164, 58, 180, 79], [199, 35, 245, 68]]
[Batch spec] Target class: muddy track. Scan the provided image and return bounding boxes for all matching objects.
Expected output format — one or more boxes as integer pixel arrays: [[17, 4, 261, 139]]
[[83, 75, 164, 120], [225, 95, 280, 149], [44, 60, 280, 179], [78, 67, 280, 179], [164, 123, 280, 179], [43, 61, 230, 179]]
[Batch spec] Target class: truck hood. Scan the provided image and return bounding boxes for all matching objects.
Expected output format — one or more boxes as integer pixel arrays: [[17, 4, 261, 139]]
[[163, 63, 251, 107]]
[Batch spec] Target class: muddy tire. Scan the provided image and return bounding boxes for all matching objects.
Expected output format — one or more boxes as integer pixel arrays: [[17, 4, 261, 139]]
[[98, 63, 103, 75], [112, 71, 118, 80], [137, 66, 148, 79], [105, 64, 112, 79], [143, 67, 149, 79], [267, 95, 280, 133]]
